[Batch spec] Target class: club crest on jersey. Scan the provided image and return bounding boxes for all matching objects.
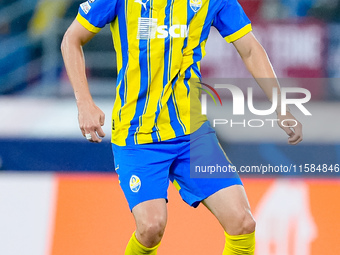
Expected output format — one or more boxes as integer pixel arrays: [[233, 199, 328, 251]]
[[190, 0, 202, 12], [130, 175, 141, 193]]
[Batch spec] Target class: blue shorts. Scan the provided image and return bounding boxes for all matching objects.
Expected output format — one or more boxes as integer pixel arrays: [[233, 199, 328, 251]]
[[112, 122, 242, 211]]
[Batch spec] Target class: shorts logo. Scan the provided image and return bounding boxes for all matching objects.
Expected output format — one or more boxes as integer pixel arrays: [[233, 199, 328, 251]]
[[130, 175, 141, 193], [190, 0, 202, 12], [80, 1, 91, 14]]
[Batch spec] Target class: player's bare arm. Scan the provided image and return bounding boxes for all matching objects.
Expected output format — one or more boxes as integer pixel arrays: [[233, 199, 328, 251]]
[[233, 32, 303, 145], [61, 20, 105, 143]]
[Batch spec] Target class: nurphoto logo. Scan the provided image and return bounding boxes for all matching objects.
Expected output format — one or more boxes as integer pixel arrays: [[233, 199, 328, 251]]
[[199, 83, 312, 128]]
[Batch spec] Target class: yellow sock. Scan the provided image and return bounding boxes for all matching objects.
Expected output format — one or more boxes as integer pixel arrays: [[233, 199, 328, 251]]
[[223, 231, 255, 255], [125, 232, 160, 255]]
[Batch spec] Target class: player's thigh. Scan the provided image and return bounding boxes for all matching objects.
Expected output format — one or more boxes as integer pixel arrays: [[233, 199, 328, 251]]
[[202, 185, 255, 235]]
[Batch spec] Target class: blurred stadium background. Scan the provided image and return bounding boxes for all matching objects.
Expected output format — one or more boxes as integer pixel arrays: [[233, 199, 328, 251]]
[[0, 0, 340, 254]]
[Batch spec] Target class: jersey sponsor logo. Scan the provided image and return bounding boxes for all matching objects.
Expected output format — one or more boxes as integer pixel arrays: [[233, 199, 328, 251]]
[[190, 0, 202, 12], [80, 1, 91, 14], [137, 18, 189, 40], [129, 175, 141, 193], [134, 0, 149, 10], [156, 25, 189, 38]]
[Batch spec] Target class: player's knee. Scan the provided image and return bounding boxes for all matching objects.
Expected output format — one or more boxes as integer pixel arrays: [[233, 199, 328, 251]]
[[137, 214, 166, 242], [236, 210, 256, 234], [224, 209, 255, 235], [243, 213, 256, 234]]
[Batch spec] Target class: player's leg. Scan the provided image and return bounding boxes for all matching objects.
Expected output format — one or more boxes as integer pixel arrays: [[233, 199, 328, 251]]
[[202, 185, 255, 235], [170, 121, 255, 254], [112, 142, 177, 254], [125, 199, 167, 254], [202, 185, 256, 255]]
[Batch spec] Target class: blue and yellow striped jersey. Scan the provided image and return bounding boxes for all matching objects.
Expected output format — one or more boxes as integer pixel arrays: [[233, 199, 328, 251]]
[[77, 0, 251, 146]]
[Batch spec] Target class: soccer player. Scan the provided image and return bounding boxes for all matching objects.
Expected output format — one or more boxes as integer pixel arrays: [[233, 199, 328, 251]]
[[61, 0, 303, 254]]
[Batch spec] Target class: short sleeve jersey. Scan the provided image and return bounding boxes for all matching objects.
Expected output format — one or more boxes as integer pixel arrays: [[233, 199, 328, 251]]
[[77, 0, 251, 146]]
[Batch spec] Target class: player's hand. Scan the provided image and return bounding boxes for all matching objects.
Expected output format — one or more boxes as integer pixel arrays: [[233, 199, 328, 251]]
[[277, 112, 303, 145], [77, 101, 106, 143]]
